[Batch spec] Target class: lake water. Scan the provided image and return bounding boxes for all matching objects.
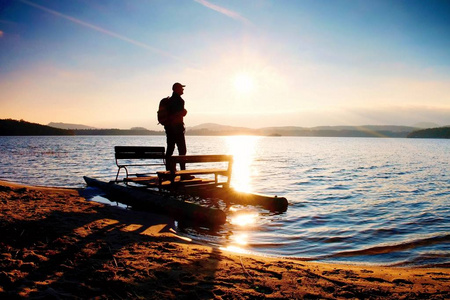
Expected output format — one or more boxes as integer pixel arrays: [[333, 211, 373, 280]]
[[0, 135, 449, 267]]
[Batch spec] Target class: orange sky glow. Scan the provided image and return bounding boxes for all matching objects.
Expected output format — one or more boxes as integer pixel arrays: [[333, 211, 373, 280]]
[[1, 0, 449, 129]]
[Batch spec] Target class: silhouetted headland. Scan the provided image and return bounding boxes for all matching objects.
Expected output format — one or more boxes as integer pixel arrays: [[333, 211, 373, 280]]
[[407, 127, 450, 139], [0, 119, 73, 136]]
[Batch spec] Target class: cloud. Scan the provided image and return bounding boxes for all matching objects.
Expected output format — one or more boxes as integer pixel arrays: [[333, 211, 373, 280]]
[[0, 30, 3, 38], [18, 0, 195, 67], [194, 0, 252, 25]]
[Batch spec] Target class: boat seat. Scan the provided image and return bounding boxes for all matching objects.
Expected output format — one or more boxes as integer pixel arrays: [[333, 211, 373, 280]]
[[124, 175, 215, 187], [157, 155, 233, 188]]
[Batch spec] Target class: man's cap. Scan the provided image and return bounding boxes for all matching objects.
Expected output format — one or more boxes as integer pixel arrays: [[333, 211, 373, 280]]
[[172, 82, 185, 90]]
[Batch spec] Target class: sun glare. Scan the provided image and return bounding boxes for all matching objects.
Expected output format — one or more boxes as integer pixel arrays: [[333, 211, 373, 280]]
[[233, 73, 255, 94], [225, 136, 259, 192]]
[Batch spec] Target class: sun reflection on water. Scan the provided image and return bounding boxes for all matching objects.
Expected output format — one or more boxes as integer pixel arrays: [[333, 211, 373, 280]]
[[233, 233, 249, 245], [225, 208, 259, 254], [229, 211, 258, 227], [220, 245, 250, 255], [225, 135, 260, 192]]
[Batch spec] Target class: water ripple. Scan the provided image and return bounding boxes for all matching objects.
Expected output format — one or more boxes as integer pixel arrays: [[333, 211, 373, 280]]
[[1, 136, 449, 267]]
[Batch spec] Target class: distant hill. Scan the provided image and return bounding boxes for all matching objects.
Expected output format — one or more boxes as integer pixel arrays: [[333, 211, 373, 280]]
[[187, 123, 417, 138], [48, 122, 163, 135], [0, 119, 163, 136], [48, 122, 96, 130], [130, 127, 149, 131], [188, 123, 256, 135], [407, 127, 450, 139], [1, 119, 427, 138], [72, 129, 163, 136], [412, 122, 441, 129], [0, 119, 73, 136], [310, 125, 417, 133]]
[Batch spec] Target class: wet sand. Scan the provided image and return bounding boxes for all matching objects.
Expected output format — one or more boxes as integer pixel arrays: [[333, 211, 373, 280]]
[[0, 180, 448, 299]]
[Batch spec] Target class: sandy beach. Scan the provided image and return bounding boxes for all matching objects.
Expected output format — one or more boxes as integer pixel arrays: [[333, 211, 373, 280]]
[[0, 180, 448, 299]]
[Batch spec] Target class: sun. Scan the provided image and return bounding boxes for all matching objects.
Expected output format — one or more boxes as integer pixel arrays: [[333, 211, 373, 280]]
[[233, 73, 255, 94]]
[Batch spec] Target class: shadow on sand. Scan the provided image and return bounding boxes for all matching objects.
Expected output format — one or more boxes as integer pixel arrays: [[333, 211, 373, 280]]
[[0, 186, 223, 299]]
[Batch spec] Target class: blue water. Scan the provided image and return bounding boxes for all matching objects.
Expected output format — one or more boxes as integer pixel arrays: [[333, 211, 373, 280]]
[[0, 135, 449, 267]]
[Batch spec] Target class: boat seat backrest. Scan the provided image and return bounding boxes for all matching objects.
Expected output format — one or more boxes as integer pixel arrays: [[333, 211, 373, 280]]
[[115, 146, 165, 160], [114, 146, 166, 181]]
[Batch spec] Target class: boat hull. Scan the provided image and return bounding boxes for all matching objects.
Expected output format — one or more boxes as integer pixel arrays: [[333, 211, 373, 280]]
[[83, 176, 226, 227], [170, 184, 288, 212]]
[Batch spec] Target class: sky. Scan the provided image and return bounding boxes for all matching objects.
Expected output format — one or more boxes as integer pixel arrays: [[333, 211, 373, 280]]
[[1, 0, 450, 130]]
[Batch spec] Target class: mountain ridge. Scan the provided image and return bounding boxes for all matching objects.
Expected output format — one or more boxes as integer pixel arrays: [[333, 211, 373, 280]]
[[187, 123, 420, 137], [49, 121, 441, 133], [48, 122, 96, 130], [2, 119, 449, 138]]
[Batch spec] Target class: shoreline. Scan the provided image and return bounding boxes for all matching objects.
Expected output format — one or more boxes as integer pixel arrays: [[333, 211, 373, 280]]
[[1, 180, 449, 299]]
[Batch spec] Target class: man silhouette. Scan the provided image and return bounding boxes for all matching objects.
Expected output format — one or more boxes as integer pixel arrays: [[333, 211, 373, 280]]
[[164, 82, 188, 171]]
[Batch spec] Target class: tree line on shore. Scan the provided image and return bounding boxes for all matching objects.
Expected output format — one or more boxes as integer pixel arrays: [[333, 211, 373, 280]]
[[406, 127, 450, 139], [1, 118, 449, 138], [0, 119, 162, 136]]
